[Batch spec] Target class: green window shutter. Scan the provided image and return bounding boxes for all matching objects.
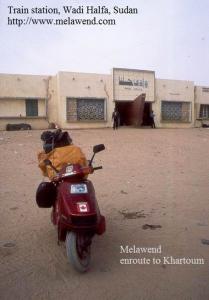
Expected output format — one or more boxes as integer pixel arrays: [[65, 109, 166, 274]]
[[26, 99, 38, 116]]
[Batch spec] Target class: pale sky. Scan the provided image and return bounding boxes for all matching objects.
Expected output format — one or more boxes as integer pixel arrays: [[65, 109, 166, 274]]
[[0, 0, 209, 85]]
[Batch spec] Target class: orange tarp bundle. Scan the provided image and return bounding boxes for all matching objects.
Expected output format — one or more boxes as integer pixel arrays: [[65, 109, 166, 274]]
[[38, 145, 87, 180]]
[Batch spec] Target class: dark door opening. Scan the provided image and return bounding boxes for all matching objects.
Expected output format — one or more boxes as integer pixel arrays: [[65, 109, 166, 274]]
[[115, 102, 133, 126], [115, 94, 146, 127], [142, 102, 152, 126]]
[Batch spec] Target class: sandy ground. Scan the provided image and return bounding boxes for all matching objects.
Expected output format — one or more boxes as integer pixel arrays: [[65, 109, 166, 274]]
[[0, 127, 209, 300]]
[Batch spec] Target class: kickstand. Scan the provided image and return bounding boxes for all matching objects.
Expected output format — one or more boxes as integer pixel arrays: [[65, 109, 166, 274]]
[[57, 231, 61, 246]]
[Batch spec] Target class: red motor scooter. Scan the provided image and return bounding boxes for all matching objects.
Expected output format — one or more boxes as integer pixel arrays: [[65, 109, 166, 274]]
[[41, 144, 106, 272]]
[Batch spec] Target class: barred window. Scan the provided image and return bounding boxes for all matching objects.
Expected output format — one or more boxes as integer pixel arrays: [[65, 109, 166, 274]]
[[202, 88, 209, 93], [161, 101, 191, 122], [66, 98, 105, 122], [199, 104, 209, 118]]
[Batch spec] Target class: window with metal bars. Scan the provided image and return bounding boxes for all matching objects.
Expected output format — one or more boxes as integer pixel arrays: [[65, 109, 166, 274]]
[[202, 88, 209, 93], [161, 101, 191, 122], [66, 98, 105, 122], [199, 104, 209, 119]]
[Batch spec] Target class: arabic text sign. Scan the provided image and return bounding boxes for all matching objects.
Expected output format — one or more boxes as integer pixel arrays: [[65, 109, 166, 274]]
[[119, 77, 148, 88], [114, 69, 155, 102]]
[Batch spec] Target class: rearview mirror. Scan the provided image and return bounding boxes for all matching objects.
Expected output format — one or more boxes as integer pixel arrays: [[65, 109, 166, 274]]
[[93, 144, 105, 154]]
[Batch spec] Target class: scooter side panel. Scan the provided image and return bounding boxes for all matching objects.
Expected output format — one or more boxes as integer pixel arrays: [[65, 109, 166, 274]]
[[58, 180, 100, 217], [54, 180, 105, 241]]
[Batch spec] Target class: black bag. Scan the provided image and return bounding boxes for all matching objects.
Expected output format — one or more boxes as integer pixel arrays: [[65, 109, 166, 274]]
[[6, 123, 32, 131], [36, 182, 57, 208], [40, 129, 72, 153]]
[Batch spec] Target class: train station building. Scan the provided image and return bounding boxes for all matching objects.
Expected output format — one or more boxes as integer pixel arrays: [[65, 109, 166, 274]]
[[0, 68, 209, 130]]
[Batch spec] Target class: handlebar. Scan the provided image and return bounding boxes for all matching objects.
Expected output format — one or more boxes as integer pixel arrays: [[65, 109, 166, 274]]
[[93, 166, 103, 171]]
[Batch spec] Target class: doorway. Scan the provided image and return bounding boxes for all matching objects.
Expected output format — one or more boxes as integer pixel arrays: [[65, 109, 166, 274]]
[[142, 102, 152, 126], [115, 94, 146, 127], [115, 101, 133, 126]]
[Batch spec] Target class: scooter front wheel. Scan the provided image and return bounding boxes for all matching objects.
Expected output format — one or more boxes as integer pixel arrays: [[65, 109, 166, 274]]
[[66, 231, 91, 272]]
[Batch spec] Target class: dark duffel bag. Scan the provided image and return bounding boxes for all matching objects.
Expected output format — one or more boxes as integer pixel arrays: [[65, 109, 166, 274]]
[[41, 129, 72, 153], [36, 182, 57, 208], [6, 123, 32, 131]]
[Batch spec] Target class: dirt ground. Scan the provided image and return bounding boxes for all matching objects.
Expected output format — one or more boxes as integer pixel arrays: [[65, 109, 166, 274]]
[[0, 127, 209, 300]]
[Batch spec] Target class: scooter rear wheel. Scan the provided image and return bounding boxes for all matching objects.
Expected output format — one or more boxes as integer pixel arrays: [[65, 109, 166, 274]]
[[66, 231, 91, 272]]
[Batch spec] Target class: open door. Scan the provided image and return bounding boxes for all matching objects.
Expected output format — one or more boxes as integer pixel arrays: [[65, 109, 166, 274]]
[[142, 102, 152, 126], [131, 93, 146, 126], [116, 93, 146, 127]]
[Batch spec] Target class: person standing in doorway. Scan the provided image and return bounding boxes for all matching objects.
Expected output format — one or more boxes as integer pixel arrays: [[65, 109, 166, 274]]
[[112, 108, 120, 130], [150, 110, 156, 128]]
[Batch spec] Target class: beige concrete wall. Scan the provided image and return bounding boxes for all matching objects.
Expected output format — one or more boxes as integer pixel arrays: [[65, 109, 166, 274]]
[[0, 98, 46, 117], [0, 99, 25, 117], [56, 72, 113, 129], [47, 76, 59, 125], [38, 99, 47, 117], [0, 73, 49, 98], [155, 79, 194, 128], [0, 73, 49, 130], [195, 86, 209, 104]]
